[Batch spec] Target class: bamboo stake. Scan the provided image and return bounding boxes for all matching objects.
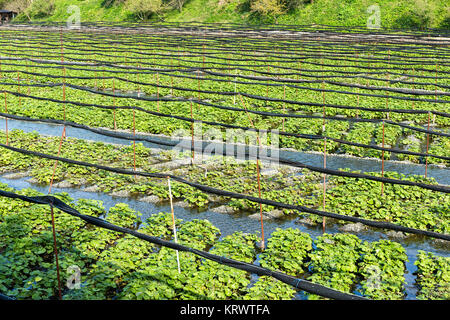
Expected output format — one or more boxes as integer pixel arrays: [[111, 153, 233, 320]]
[[45, 31, 67, 258], [50, 206, 62, 300], [48, 126, 66, 194], [282, 85, 286, 131], [197, 73, 200, 100], [425, 112, 430, 178], [434, 64, 437, 125], [157, 72, 160, 112], [233, 69, 237, 105], [4, 91, 8, 146], [386, 50, 390, 120], [227, 54, 231, 82], [133, 108, 136, 180], [26, 51, 29, 95], [202, 44, 205, 69], [167, 177, 181, 273], [411, 67, 415, 109], [322, 81, 326, 232], [17, 71, 20, 108], [190, 100, 195, 163], [322, 137, 327, 233], [381, 121, 385, 195], [239, 95, 265, 249], [113, 78, 117, 130]]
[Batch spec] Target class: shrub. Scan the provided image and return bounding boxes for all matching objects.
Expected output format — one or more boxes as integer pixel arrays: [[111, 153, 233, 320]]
[[250, 0, 285, 17], [249, 0, 306, 18], [125, 0, 163, 20]]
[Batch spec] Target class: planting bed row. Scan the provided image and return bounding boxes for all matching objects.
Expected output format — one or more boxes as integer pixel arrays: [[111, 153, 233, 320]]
[[0, 25, 448, 301], [0, 28, 448, 166], [0, 183, 448, 300], [0, 129, 448, 236]]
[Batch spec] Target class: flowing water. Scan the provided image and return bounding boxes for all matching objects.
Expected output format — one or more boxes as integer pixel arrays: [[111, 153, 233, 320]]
[[0, 117, 449, 300]]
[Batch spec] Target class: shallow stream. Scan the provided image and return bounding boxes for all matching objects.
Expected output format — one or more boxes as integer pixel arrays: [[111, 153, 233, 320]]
[[0, 117, 449, 300]]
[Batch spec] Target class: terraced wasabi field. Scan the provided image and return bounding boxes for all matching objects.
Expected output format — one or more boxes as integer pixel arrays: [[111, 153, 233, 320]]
[[0, 22, 448, 301]]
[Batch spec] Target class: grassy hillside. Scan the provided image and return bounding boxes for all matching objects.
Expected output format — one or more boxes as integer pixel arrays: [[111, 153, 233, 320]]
[[5, 0, 450, 29]]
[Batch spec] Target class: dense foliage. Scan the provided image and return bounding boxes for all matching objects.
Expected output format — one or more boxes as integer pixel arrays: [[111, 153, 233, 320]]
[[1, 187, 446, 300]]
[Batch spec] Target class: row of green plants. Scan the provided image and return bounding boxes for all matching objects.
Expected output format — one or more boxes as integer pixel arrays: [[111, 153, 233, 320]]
[[0, 186, 447, 300], [415, 250, 450, 300], [0, 79, 447, 165], [2, 47, 447, 126], [323, 170, 449, 234], [0, 30, 448, 161], [0, 129, 448, 234]]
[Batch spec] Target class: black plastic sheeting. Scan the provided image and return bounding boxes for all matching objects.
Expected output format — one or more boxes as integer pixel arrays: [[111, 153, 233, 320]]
[[1, 57, 450, 104], [0, 188, 367, 301], [1, 88, 449, 162], [0, 141, 448, 241]]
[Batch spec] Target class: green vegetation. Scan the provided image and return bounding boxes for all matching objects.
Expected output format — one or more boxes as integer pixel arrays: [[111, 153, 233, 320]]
[[306, 233, 408, 300], [2, 0, 449, 30], [415, 250, 450, 300], [0, 28, 448, 168], [358, 239, 408, 299], [323, 171, 450, 234], [0, 182, 447, 300], [0, 128, 447, 235], [0, 13, 448, 302]]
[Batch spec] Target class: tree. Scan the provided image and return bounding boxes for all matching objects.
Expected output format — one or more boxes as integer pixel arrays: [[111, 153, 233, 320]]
[[4, 0, 32, 20]]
